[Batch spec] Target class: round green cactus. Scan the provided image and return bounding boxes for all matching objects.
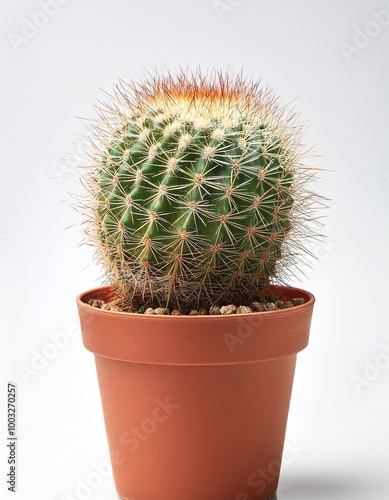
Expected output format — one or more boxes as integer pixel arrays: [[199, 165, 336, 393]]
[[81, 71, 322, 310]]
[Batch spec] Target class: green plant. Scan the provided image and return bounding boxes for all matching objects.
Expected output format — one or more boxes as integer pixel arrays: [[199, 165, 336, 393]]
[[80, 70, 323, 310]]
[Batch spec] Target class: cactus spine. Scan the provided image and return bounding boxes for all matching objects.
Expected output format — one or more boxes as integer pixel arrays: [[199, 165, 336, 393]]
[[81, 70, 322, 310]]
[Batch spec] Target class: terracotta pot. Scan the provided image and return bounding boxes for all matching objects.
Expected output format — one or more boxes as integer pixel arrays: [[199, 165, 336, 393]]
[[77, 285, 314, 500]]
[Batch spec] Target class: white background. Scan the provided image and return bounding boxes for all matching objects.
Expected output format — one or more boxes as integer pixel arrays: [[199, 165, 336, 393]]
[[1, 0, 389, 499]]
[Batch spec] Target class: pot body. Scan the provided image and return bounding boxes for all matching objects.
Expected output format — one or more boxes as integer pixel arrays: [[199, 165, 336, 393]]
[[77, 286, 314, 500]]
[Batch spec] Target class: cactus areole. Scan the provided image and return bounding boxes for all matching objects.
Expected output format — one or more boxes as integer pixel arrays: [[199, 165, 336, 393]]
[[82, 71, 320, 310]]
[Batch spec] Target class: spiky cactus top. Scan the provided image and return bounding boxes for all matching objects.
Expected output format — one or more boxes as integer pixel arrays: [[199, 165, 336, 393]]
[[82, 71, 321, 310]]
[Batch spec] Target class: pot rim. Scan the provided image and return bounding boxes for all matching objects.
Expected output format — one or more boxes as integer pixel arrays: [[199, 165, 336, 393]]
[[77, 285, 315, 364], [76, 284, 315, 320]]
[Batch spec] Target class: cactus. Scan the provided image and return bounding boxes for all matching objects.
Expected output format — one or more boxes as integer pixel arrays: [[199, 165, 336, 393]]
[[81, 70, 323, 310]]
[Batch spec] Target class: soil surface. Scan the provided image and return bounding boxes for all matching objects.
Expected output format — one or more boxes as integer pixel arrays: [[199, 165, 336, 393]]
[[87, 296, 306, 315]]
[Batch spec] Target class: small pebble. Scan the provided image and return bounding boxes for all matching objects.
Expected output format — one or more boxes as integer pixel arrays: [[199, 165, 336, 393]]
[[199, 307, 208, 315], [266, 302, 276, 311], [209, 306, 221, 315], [251, 302, 266, 312], [274, 300, 284, 309], [171, 309, 182, 316], [189, 310, 199, 316], [144, 307, 156, 315], [89, 299, 123, 312], [154, 307, 170, 315], [90, 299, 104, 308], [236, 306, 253, 314], [138, 305, 146, 314], [220, 305, 237, 315], [291, 297, 305, 306], [282, 300, 293, 309]]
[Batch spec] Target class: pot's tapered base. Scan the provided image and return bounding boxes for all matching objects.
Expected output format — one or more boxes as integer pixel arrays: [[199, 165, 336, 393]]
[[97, 356, 294, 500]]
